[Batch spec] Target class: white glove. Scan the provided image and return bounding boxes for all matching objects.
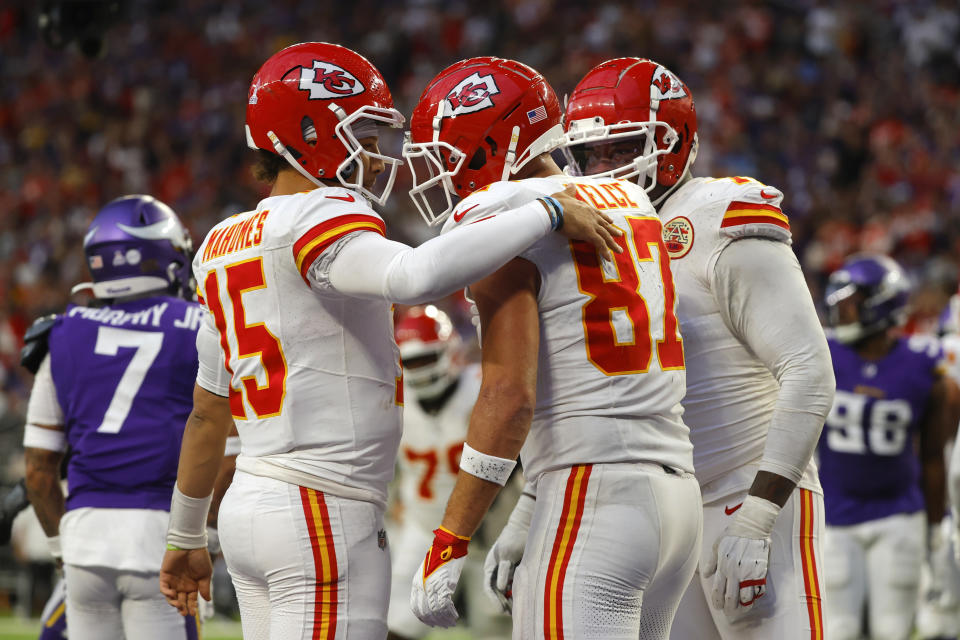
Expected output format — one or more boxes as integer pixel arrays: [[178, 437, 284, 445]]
[[951, 512, 960, 566], [484, 492, 535, 613], [207, 526, 220, 556], [411, 526, 470, 628], [703, 495, 780, 622], [925, 518, 957, 608], [198, 589, 215, 621]]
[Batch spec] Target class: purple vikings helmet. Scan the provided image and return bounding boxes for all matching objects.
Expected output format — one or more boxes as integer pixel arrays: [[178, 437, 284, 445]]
[[825, 254, 911, 344], [80, 195, 193, 300]]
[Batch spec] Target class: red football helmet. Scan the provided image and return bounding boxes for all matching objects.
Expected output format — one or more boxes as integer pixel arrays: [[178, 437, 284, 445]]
[[245, 42, 405, 205], [403, 57, 565, 225], [395, 305, 462, 400], [563, 58, 698, 206]]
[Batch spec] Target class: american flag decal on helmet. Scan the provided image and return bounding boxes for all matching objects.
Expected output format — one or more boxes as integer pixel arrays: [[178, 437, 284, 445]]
[[526, 106, 547, 124]]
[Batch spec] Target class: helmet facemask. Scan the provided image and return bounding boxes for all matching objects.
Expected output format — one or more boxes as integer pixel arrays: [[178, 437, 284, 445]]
[[262, 103, 405, 206], [403, 128, 468, 226], [562, 116, 677, 190]]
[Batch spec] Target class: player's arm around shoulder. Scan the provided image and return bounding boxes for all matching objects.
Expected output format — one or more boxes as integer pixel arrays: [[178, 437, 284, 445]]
[[442, 180, 623, 260]]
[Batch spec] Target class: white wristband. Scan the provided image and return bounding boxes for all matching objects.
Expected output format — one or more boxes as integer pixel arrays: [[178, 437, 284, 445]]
[[731, 495, 781, 539], [47, 535, 62, 560], [458, 443, 517, 486], [166, 485, 212, 550]]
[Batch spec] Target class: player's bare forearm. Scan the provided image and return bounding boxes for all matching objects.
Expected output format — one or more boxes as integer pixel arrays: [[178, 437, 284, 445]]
[[441, 473, 508, 538], [24, 445, 64, 538], [208, 453, 237, 528], [748, 470, 796, 508], [440, 257, 540, 538], [176, 384, 235, 499]]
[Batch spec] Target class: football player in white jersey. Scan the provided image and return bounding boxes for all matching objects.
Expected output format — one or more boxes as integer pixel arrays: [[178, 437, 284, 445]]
[[560, 58, 836, 639], [928, 290, 960, 640], [388, 305, 510, 639], [157, 43, 621, 640], [404, 57, 702, 639]]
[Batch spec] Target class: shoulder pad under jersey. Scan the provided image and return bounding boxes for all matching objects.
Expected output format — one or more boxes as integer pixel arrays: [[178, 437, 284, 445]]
[[707, 176, 791, 244], [20, 314, 58, 374]]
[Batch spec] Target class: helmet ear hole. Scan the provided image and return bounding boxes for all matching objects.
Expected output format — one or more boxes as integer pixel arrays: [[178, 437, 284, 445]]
[[468, 148, 486, 170]]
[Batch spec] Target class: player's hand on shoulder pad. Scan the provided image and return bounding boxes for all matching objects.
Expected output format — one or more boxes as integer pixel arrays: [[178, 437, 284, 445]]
[[484, 492, 535, 614], [159, 547, 213, 617], [550, 185, 623, 260], [702, 495, 779, 622], [411, 527, 470, 628]]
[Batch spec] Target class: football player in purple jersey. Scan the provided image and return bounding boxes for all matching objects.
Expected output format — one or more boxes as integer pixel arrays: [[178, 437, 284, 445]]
[[22, 195, 212, 640], [818, 254, 960, 640]]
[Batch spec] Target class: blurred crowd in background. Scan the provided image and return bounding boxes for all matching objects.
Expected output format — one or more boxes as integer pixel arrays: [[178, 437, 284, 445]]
[[0, 0, 958, 505]]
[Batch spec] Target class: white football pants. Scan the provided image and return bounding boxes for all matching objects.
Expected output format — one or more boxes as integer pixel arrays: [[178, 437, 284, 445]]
[[63, 564, 198, 640], [823, 510, 924, 640], [670, 487, 826, 640], [219, 470, 391, 640], [512, 462, 702, 639]]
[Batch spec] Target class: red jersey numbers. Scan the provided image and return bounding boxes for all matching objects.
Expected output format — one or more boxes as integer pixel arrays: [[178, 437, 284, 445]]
[[404, 443, 464, 500], [570, 216, 684, 375], [204, 257, 288, 419]]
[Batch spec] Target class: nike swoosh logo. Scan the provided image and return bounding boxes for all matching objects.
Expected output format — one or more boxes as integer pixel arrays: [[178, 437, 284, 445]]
[[453, 204, 479, 223], [759, 190, 777, 199], [326, 193, 355, 203], [724, 502, 743, 516]]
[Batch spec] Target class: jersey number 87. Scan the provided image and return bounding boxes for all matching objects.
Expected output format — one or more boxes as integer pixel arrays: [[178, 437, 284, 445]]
[[570, 216, 684, 375]]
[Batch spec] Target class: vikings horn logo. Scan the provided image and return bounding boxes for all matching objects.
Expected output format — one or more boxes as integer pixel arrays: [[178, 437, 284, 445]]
[[444, 72, 500, 117], [298, 61, 365, 100]]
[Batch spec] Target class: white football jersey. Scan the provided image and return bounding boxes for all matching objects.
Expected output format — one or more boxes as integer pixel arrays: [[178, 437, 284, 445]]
[[193, 186, 402, 508], [658, 176, 820, 496], [442, 175, 692, 482], [395, 365, 482, 524], [942, 332, 960, 385]]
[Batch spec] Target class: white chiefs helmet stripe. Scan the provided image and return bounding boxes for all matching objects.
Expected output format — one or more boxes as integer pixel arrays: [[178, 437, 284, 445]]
[[298, 60, 365, 100], [443, 72, 501, 117]]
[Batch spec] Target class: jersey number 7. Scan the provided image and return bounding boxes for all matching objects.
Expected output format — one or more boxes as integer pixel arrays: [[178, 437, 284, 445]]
[[570, 216, 684, 375]]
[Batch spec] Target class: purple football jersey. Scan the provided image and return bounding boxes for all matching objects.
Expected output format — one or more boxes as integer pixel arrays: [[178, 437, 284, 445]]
[[47, 296, 203, 512], [818, 335, 943, 526]]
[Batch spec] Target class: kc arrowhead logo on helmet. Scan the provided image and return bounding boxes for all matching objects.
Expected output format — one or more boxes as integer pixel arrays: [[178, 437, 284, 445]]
[[444, 72, 500, 117], [650, 66, 687, 101], [298, 60, 365, 100]]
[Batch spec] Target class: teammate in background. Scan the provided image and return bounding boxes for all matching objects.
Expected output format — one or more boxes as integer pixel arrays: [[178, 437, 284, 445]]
[[817, 254, 957, 640], [0, 479, 66, 639], [405, 57, 702, 639], [387, 305, 510, 640], [559, 58, 835, 638], [157, 42, 619, 639], [22, 195, 204, 640]]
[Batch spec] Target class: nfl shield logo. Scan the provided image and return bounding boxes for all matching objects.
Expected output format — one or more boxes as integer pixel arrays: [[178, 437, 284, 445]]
[[378, 528, 387, 550]]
